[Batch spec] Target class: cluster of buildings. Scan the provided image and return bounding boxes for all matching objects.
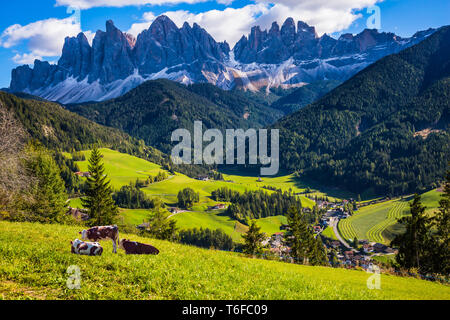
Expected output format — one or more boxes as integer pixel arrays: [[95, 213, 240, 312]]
[[74, 171, 90, 178], [207, 204, 227, 211], [260, 198, 397, 270], [262, 232, 291, 258], [327, 239, 397, 269]]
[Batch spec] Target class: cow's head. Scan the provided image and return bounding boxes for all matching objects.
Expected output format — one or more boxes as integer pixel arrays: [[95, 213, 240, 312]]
[[79, 230, 87, 240], [119, 239, 127, 251]]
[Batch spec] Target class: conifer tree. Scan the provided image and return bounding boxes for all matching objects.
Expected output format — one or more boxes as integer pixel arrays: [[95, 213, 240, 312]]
[[242, 220, 265, 257], [82, 147, 118, 226], [286, 206, 328, 266], [311, 235, 329, 266], [143, 198, 178, 241], [286, 206, 310, 264], [25, 144, 68, 223], [392, 194, 431, 272], [432, 165, 450, 274]]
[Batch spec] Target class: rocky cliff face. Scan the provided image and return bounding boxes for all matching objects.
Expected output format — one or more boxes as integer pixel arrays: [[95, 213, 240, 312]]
[[9, 16, 435, 104]]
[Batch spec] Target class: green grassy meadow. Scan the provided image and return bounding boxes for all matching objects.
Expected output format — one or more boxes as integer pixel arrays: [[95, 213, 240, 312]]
[[70, 149, 317, 239], [0, 221, 448, 300], [338, 189, 443, 244], [75, 148, 164, 189], [338, 200, 409, 244], [70, 149, 444, 247]]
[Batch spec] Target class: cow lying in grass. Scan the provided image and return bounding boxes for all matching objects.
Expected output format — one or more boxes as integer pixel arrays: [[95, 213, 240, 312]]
[[80, 225, 119, 253], [119, 239, 160, 255], [71, 239, 103, 256]]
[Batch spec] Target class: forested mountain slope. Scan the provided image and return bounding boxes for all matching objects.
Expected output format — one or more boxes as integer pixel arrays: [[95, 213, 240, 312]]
[[274, 26, 450, 196], [68, 79, 283, 153], [0, 91, 166, 165]]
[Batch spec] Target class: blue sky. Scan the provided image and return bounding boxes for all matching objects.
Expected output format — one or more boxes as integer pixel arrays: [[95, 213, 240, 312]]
[[0, 0, 448, 88]]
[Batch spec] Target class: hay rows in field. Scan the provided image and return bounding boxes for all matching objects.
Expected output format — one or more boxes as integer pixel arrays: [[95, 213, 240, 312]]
[[338, 217, 357, 241], [366, 201, 407, 244], [337, 201, 408, 244]]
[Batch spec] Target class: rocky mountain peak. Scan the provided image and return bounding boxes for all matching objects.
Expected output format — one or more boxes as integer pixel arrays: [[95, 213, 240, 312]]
[[269, 22, 280, 36], [297, 21, 318, 40], [9, 15, 437, 104]]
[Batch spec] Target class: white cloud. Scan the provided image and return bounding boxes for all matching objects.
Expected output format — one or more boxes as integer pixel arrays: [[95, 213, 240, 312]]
[[128, 0, 382, 46], [216, 0, 234, 4], [0, 16, 96, 65], [1, 16, 83, 64], [128, 4, 270, 44], [254, 0, 382, 35], [55, 0, 210, 10], [12, 53, 43, 65], [83, 30, 96, 45], [127, 12, 156, 37]]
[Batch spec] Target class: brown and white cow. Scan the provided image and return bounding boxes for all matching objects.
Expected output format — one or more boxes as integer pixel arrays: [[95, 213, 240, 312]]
[[71, 239, 103, 256], [80, 225, 119, 253], [119, 239, 160, 255]]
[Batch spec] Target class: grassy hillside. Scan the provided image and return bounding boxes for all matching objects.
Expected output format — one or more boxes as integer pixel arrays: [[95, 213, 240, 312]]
[[71, 149, 317, 239], [75, 148, 164, 189], [0, 221, 448, 300], [338, 190, 443, 244]]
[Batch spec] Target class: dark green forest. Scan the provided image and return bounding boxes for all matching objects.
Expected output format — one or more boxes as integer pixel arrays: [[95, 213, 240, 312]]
[[211, 187, 316, 224], [68, 79, 284, 154], [273, 26, 450, 196]]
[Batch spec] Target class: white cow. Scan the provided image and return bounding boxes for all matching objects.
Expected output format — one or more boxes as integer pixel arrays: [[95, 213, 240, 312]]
[[71, 239, 103, 256]]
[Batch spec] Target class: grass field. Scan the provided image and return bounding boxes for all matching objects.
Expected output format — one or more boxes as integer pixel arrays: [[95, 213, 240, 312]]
[[75, 148, 165, 189], [121, 208, 286, 243], [0, 221, 448, 300], [321, 226, 338, 240], [338, 199, 410, 244], [420, 189, 443, 215], [70, 149, 318, 239], [337, 189, 443, 244]]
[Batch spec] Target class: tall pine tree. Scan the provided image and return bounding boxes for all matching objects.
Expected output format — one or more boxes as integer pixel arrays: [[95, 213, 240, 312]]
[[24, 144, 68, 223], [142, 197, 178, 241], [82, 147, 118, 226], [242, 220, 265, 257], [392, 194, 431, 273], [432, 165, 450, 275], [286, 206, 328, 266]]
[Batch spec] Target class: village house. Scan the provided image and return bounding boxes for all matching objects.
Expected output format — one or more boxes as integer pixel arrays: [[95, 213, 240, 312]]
[[313, 225, 322, 234], [208, 204, 227, 210], [270, 232, 284, 248], [136, 222, 150, 231], [363, 244, 374, 254], [168, 207, 182, 214], [196, 175, 210, 181], [302, 207, 312, 214], [331, 241, 341, 249], [75, 171, 90, 178], [67, 207, 89, 221], [373, 243, 388, 253], [261, 236, 271, 247], [344, 251, 354, 259]]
